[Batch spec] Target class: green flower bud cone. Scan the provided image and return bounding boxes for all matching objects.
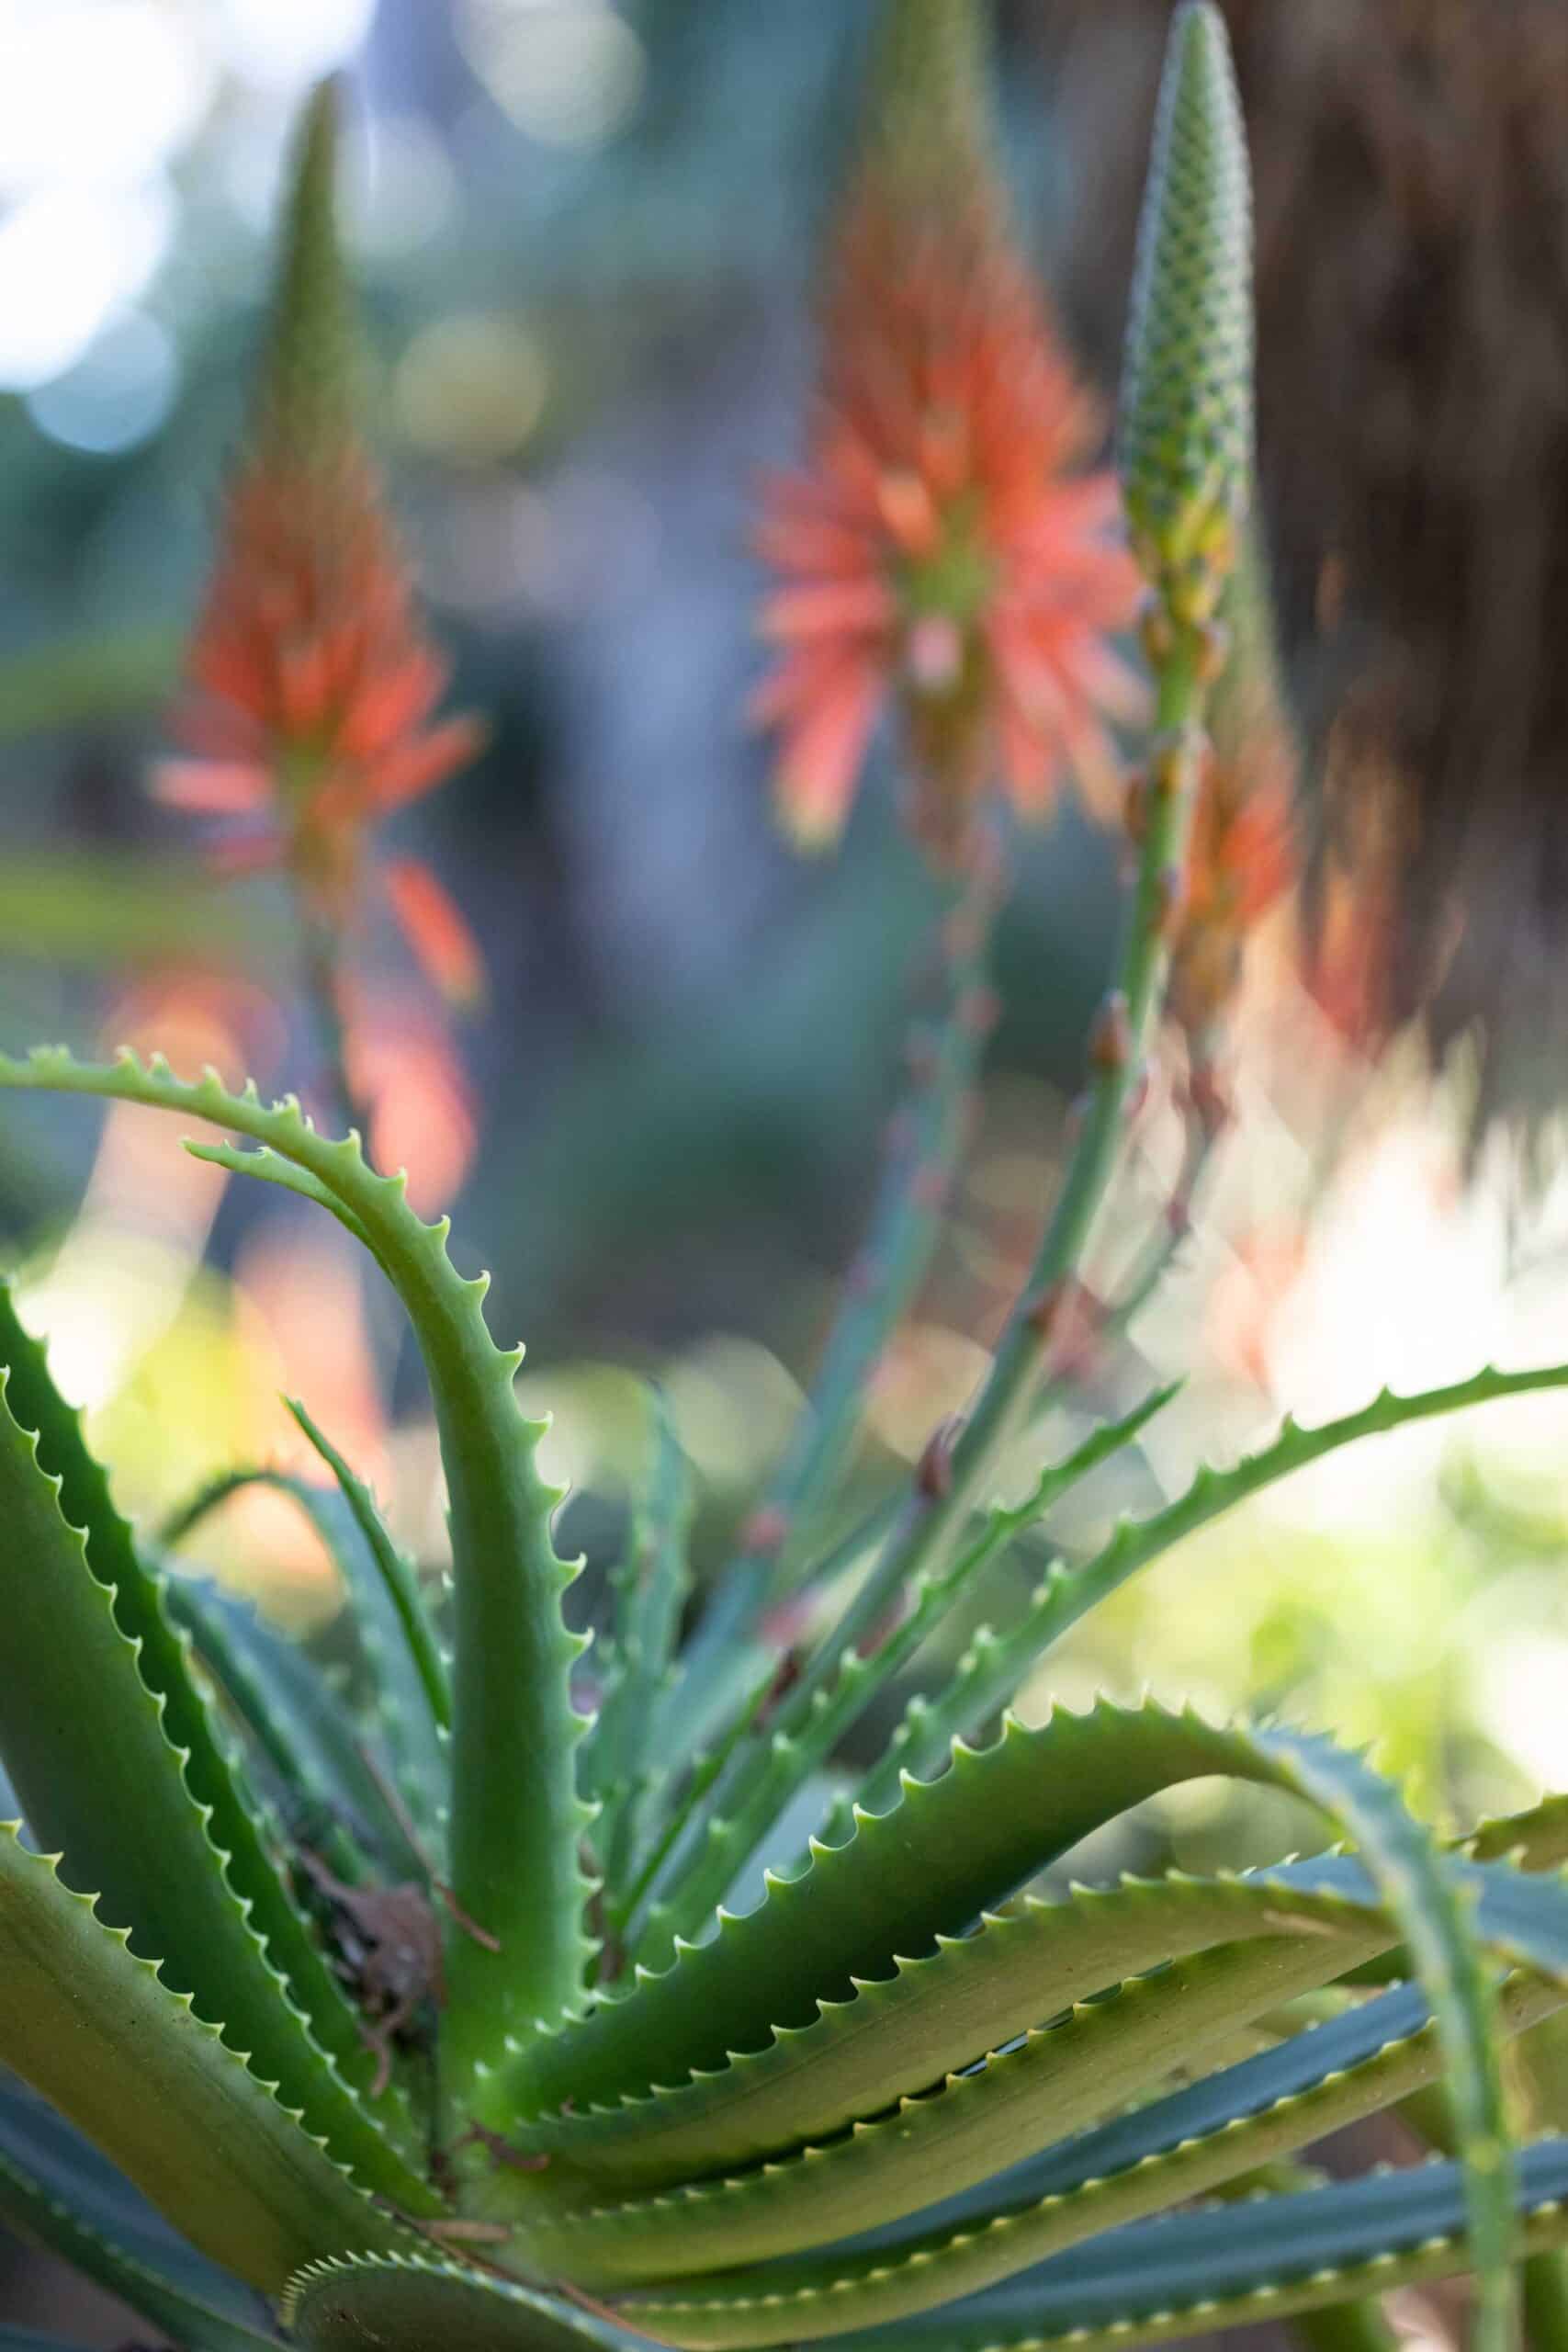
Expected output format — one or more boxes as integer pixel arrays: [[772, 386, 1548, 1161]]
[[1119, 1, 1254, 567], [863, 0, 991, 209], [259, 78, 361, 463]]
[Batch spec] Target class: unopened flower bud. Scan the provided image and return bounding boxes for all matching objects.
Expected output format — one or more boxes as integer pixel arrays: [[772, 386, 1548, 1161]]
[[1192, 616, 1233, 683], [1089, 990, 1134, 1074], [1118, 3, 1253, 571]]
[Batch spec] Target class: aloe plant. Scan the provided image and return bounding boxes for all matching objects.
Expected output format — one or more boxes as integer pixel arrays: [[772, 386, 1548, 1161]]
[[6, 10, 1568, 2352]]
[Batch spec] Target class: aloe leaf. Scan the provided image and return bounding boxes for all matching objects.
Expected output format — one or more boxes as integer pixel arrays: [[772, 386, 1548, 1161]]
[[608, 1966, 1559, 2346], [508, 1703, 1556, 2189], [535, 1777, 1568, 2184], [160, 1569, 417, 1874], [284, 2250, 644, 2351], [0, 2081, 280, 2351], [184, 1138, 373, 1243], [163, 1462, 445, 1845], [285, 1395, 451, 1737], [510, 1700, 1414, 2118], [1265, 1736, 1515, 2352], [508, 1699, 1235, 2115], [0, 1046, 596, 2106], [0, 1356, 428, 2188], [513, 1939, 1391, 2285], [0, 1826, 420, 2290], [582, 1388, 695, 1901], [514, 1815, 1553, 2292], [606, 1821, 1568, 2337], [800, 2140, 1568, 2352], [639, 1388, 1180, 1960], [859, 1360, 1568, 1807], [506, 1870, 1398, 2185]]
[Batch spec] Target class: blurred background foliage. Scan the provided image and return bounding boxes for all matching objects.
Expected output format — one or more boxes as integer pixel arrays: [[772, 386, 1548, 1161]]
[[5, 6, 1568, 2333]]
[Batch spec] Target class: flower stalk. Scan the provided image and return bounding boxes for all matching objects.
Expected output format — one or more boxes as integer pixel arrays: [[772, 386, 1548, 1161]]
[[660, 842, 1002, 1774], [692, 0, 1253, 1736], [160, 82, 483, 1148]]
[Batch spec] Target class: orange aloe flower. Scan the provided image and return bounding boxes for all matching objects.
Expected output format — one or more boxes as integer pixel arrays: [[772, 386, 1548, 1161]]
[[1169, 732, 1296, 1041], [1168, 538, 1299, 1043], [753, 7, 1143, 857], [155, 84, 484, 1014]]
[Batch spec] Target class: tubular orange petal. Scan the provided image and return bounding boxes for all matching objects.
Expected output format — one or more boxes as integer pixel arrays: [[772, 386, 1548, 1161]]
[[774, 661, 885, 848], [149, 759, 274, 815], [381, 855, 486, 1011], [335, 647, 447, 763], [368, 714, 486, 812], [760, 577, 892, 642]]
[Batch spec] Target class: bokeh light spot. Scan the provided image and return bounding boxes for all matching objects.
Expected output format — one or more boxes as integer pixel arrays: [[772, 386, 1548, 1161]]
[[395, 312, 548, 468], [0, 0, 215, 198], [458, 0, 646, 150], [0, 181, 174, 389], [213, 0, 377, 87], [342, 109, 459, 260], [26, 310, 177, 454]]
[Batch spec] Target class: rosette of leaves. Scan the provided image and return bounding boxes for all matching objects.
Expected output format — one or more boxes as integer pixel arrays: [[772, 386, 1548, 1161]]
[[14, 1053, 1568, 2352], [7, 12, 1568, 2352]]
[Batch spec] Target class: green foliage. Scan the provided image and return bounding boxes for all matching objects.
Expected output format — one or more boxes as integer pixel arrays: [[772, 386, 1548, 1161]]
[[1, 15, 1563, 2352]]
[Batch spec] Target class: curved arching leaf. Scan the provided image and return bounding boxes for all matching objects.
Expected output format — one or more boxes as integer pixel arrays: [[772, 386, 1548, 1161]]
[[0, 1374, 427, 2194], [817, 2139, 1568, 2352], [285, 2250, 644, 2352], [0, 1826, 423, 2291], [0, 1045, 595, 2112], [0, 2080, 280, 2351]]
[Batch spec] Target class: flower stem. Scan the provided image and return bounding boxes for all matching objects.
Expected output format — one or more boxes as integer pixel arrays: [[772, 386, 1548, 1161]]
[[299, 903, 370, 1145], [842, 626, 1213, 1613], [656, 845, 1002, 1770]]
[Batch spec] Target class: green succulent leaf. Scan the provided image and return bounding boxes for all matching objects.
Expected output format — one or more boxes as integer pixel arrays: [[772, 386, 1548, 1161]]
[[0, 1337, 429, 2186], [159, 1568, 420, 1876], [510, 1782, 1551, 2311], [0, 1046, 596, 2114], [514, 1939, 1395, 2286], [285, 2249, 644, 2352], [0, 1826, 420, 2291], [639, 1387, 1179, 1961], [505, 1870, 1397, 2187], [164, 1460, 446, 1849], [858, 1358, 1568, 1807], [605, 1966, 1561, 2347], [285, 1395, 452, 1739], [802, 2140, 1568, 2352], [0, 2081, 280, 2351], [508, 1700, 1548, 2128], [1267, 1737, 1516, 2352], [513, 1699, 1256, 2117], [582, 1385, 695, 1899], [513, 1781, 1568, 2190]]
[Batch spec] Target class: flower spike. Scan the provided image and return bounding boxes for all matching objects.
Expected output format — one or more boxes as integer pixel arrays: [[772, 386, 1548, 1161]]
[[1119, 0, 1254, 574], [754, 0, 1142, 861], [161, 80, 485, 1102]]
